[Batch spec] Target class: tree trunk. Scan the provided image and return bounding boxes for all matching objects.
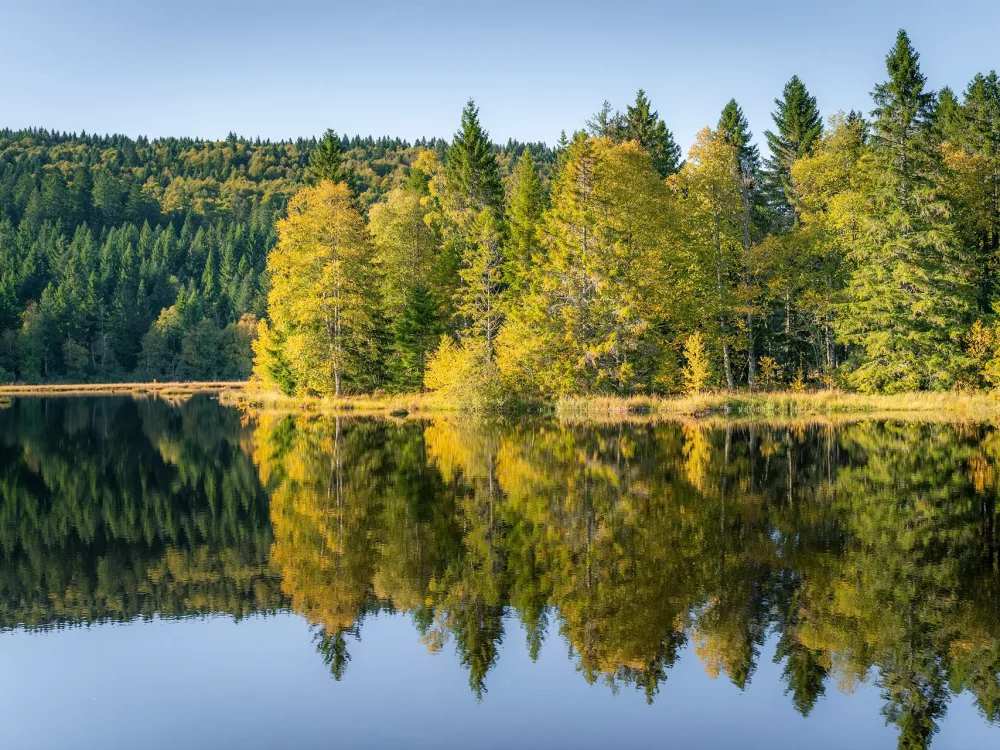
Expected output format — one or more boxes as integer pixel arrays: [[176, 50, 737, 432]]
[[722, 339, 735, 390]]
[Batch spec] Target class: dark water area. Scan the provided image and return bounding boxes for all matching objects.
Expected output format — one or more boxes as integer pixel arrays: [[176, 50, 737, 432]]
[[1, 396, 999, 749]]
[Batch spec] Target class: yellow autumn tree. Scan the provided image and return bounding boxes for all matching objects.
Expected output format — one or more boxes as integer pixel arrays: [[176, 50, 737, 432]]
[[682, 331, 711, 394], [254, 181, 383, 396], [496, 134, 677, 397], [670, 128, 744, 391]]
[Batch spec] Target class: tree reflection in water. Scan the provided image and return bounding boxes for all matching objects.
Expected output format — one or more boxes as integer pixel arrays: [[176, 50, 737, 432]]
[[2, 397, 1000, 749]]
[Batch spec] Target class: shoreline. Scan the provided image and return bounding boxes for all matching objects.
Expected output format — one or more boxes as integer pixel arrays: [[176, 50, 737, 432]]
[[4, 383, 999, 423], [231, 387, 1000, 423], [0, 382, 245, 399]]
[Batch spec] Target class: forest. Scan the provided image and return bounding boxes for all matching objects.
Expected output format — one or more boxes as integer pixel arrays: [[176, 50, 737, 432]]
[[4, 29, 1000, 402]]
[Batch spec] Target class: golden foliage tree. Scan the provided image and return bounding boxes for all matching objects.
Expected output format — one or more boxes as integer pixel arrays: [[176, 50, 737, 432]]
[[254, 181, 383, 396], [497, 135, 677, 397], [682, 331, 711, 394]]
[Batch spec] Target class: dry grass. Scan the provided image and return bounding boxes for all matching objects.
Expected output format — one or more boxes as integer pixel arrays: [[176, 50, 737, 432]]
[[223, 389, 446, 417], [234, 387, 1000, 426], [555, 390, 1000, 423]]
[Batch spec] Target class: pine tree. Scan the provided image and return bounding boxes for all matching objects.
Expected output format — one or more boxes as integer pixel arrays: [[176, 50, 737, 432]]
[[624, 89, 683, 177], [456, 209, 505, 355], [586, 101, 625, 141], [764, 76, 823, 217], [718, 99, 760, 176], [839, 29, 974, 391], [445, 99, 504, 215], [505, 148, 544, 291], [934, 86, 964, 143], [957, 72, 1000, 309], [201, 245, 219, 318], [553, 130, 571, 176], [718, 98, 766, 386], [308, 129, 357, 191], [393, 283, 441, 389]]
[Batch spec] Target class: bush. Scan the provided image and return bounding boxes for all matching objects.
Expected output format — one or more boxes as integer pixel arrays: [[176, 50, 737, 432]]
[[425, 336, 505, 412]]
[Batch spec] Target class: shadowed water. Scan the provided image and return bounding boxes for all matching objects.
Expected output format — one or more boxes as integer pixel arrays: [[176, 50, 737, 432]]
[[1, 396, 999, 749]]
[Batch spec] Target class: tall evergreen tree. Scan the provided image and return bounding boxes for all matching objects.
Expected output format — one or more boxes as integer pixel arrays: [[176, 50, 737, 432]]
[[718, 98, 766, 386], [961, 72, 1000, 308], [445, 99, 504, 216], [587, 91, 682, 177], [586, 101, 625, 141], [934, 86, 964, 143], [505, 148, 544, 291], [718, 99, 761, 176], [624, 89, 683, 177], [839, 29, 974, 391], [308, 129, 357, 191], [764, 76, 823, 217]]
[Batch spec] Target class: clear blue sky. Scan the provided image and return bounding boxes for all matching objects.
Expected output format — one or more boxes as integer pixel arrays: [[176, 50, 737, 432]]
[[2, 0, 998, 157]]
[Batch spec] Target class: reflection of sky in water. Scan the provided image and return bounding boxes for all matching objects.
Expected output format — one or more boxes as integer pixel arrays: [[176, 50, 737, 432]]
[[2, 613, 996, 750]]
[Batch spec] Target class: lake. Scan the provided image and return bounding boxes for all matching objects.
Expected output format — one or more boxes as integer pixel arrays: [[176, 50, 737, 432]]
[[1, 396, 999, 749]]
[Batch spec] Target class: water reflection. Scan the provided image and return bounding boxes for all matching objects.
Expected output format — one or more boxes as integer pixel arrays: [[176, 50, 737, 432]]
[[0, 397, 283, 627], [2, 398, 1000, 749]]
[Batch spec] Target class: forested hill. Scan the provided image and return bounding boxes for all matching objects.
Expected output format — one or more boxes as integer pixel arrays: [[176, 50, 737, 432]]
[[0, 128, 556, 383]]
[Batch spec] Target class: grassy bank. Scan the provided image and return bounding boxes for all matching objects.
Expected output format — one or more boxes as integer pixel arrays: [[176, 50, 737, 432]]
[[223, 389, 446, 417], [555, 390, 1000, 421], [228, 387, 1000, 422]]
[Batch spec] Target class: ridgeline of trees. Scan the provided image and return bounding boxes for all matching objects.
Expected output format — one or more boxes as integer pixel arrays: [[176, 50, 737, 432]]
[[254, 30, 1000, 406]]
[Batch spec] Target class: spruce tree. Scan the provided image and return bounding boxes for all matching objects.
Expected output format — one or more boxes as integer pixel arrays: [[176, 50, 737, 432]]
[[718, 99, 761, 176], [308, 129, 357, 191], [764, 76, 823, 217], [946, 72, 1000, 310], [839, 29, 974, 391], [455, 209, 505, 354], [718, 98, 766, 386], [394, 282, 441, 389], [586, 101, 625, 141], [933, 86, 964, 143], [505, 148, 544, 291], [201, 245, 219, 318], [962, 72, 1000, 154], [624, 89, 683, 177], [445, 99, 504, 215]]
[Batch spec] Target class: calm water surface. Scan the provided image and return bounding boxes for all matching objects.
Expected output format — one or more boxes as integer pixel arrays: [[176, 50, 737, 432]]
[[1, 396, 999, 749]]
